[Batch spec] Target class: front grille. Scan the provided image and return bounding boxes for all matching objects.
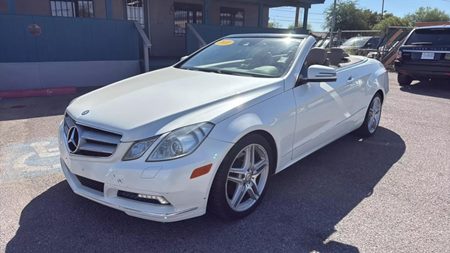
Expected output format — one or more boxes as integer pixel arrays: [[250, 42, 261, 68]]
[[117, 190, 160, 204], [64, 114, 122, 157], [76, 175, 104, 193]]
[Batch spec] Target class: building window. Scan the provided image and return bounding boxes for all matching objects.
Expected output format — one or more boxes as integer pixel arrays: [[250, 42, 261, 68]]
[[126, 0, 145, 28], [174, 3, 203, 36], [50, 0, 94, 17], [220, 7, 244, 26]]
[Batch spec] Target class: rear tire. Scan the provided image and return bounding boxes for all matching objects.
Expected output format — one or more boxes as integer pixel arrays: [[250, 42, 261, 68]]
[[398, 73, 412, 86], [356, 93, 383, 137], [208, 134, 274, 221]]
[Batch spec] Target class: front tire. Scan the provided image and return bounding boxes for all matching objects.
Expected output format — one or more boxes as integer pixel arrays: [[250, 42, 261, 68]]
[[356, 93, 383, 137], [398, 73, 412, 86], [208, 134, 273, 220]]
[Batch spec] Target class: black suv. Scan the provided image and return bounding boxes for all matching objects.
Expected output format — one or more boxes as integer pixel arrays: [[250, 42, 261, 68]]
[[395, 26, 450, 86]]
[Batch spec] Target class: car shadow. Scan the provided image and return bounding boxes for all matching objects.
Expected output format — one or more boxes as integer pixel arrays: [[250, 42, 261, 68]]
[[400, 79, 450, 99], [6, 127, 405, 253], [0, 87, 97, 121]]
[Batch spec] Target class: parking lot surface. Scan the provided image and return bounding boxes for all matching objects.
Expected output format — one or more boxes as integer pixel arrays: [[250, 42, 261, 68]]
[[1, 74, 449, 253]]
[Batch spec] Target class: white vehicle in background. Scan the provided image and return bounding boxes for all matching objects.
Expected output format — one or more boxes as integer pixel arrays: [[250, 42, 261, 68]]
[[59, 34, 389, 222]]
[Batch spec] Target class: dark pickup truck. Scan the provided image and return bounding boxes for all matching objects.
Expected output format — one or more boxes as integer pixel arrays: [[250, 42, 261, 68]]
[[395, 26, 450, 86]]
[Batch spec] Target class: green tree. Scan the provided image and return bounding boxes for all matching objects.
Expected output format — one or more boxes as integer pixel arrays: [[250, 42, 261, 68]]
[[373, 16, 410, 32], [324, 0, 378, 31], [268, 21, 281, 28], [405, 7, 450, 24], [288, 23, 312, 30], [362, 9, 381, 28]]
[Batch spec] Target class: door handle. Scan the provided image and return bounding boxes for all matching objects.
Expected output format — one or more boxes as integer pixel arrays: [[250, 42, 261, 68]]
[[346, 76, 354, 84]]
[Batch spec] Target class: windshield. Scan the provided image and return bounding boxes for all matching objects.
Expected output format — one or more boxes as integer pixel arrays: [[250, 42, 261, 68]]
[[405, 28, 450, 46], [178, 37, 302, 78], [342, 37, 371, 47]]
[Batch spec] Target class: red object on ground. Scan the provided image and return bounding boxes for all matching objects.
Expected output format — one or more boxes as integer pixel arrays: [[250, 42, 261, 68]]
[[0, 87, 77, 98]]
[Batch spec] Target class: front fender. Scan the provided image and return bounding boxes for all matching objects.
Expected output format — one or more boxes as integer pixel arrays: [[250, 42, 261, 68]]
[[208, 89, 297, 170], [210, 112, 268, 143]]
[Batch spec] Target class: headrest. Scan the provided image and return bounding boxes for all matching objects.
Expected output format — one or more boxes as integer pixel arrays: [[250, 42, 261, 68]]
[[328, 48, 349, 66], [330, 47, 349, 57], [306, 48, 327, 66]]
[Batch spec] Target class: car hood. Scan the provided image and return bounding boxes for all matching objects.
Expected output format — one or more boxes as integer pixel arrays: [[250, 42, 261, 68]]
[[67, 67, 284, 141]]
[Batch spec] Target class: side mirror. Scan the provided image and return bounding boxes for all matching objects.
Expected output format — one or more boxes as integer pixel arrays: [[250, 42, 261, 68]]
[[180, 55, 189, 61], [297, 65, 337, 85]]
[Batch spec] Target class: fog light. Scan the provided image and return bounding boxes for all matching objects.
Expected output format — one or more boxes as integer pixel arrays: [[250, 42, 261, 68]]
[[137, 194, 170, 205]]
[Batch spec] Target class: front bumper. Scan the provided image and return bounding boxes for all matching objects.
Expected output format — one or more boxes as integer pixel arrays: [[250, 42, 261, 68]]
[[59, 124, 233, 222]]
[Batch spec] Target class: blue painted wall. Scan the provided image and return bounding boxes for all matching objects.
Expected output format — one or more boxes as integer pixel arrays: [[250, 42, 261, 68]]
[[0, 15, 140, 62]]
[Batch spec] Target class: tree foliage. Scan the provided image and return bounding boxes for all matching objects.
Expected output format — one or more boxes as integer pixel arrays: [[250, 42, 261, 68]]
[[268, 21, 281, 28], [404, 7, 450, 24], [324, 0, 374, 30], [372, 16, 410, 32], [324, 1, 450, 32]]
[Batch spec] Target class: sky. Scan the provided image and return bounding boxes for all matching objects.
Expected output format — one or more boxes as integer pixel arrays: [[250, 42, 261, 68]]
[[269, 0, 450, 31]]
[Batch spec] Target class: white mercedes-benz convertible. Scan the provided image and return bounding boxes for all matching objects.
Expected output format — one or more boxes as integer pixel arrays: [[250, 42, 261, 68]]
[[59, 34, 388, 222]]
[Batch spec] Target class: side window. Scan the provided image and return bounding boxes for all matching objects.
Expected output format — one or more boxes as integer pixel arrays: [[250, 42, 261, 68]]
[[173, 3, 203, 36], [125, 0, 145, 28], [366, 38, 380, 48], [220, 7, 245, 27], [50, 0, 94, 18]]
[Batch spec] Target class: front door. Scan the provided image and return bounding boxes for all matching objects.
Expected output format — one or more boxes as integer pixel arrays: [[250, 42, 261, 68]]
[[291, 70, 353, 160]]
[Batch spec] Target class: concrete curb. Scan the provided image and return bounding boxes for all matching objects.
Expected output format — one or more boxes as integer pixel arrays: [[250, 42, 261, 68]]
[[0, 87, 77, 99]]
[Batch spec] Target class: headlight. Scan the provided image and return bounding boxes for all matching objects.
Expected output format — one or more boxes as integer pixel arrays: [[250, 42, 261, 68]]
[[123, 136, 159, 161], [147, 122, 214, 161]]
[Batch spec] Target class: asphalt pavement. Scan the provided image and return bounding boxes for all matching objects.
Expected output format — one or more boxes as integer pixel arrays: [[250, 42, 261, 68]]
[[0, 74, 449, 253]]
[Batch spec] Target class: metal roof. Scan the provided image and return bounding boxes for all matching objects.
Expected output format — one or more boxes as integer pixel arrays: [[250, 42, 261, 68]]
[[415, 25, 450, 30], [233, 0, 325, 7]]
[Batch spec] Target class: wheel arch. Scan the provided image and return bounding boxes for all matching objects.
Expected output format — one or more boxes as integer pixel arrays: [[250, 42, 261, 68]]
[[240, 130, 278, 175], [376, 89, 384, 103]]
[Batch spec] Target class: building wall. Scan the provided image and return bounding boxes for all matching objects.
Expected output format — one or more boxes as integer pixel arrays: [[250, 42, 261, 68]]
[[3, 0, 271, 58], [112, 0, 125, 19], [209, 1, 260, 27], [0, 14, 141, 90], [148, 0, 269, 57], [148, 0, 203, 57], [15, 0, 50, 15], [94, 0, 106, 18], [0, 0, 7, 13], [10, 0, 122, 18]]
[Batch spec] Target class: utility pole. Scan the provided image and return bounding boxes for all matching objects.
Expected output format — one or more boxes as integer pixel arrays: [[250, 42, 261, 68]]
[[381, 0, 385, 20], [329, 0, 337, 48]]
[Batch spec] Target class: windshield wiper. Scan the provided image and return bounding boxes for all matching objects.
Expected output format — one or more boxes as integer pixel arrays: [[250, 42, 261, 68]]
[[181, 67, 221, 73], [411, 42, 433, 45], [218, 69, 274, 78]]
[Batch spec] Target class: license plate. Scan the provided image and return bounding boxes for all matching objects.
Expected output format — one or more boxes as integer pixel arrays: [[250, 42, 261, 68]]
[[445, 54, 450, 60], [421, 52, 435, 60]]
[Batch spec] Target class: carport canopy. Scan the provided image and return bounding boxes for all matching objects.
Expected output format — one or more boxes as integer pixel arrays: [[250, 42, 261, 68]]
[[202, 0, 326, 29]]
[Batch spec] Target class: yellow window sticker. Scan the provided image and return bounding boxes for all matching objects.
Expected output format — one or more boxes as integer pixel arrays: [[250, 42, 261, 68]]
[[215, 39, 235, 46]]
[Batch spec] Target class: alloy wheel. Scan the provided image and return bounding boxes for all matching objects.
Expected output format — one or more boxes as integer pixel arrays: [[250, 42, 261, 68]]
[[368, 96, 382, 133], [225, 144, 270, 212]]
